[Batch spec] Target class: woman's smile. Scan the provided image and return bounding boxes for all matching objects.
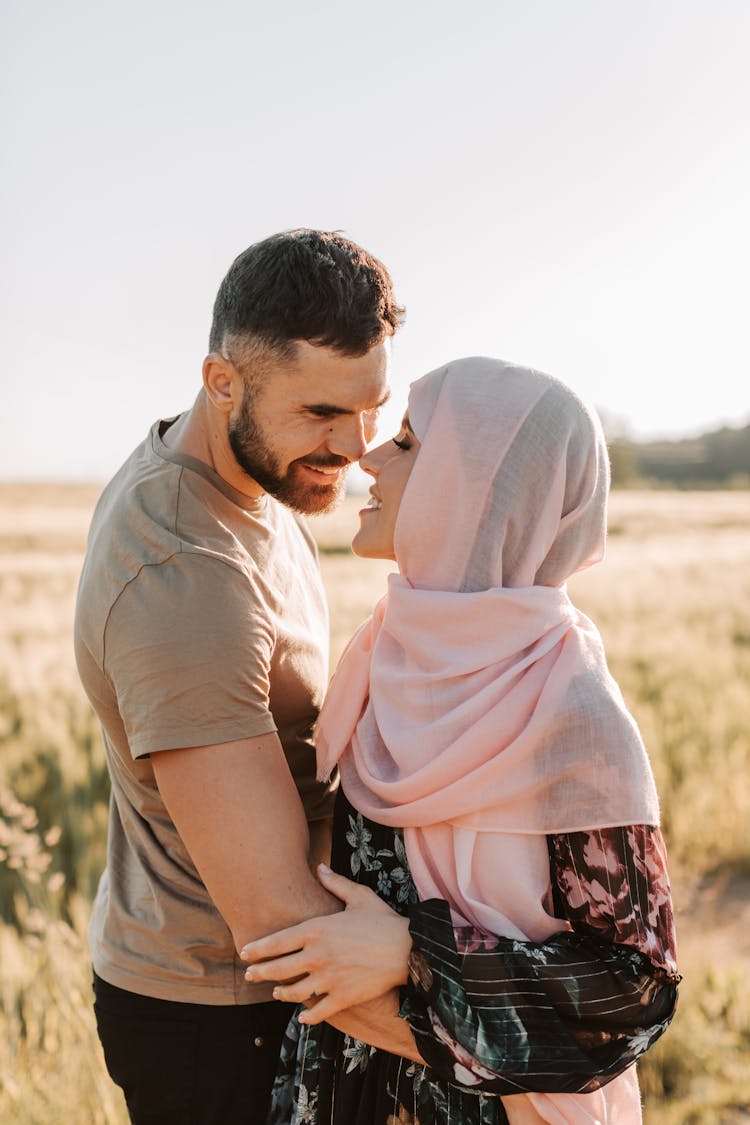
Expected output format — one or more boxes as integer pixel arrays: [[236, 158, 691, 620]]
[[361, 490, 383, 512], [352, 416, 421, 561]]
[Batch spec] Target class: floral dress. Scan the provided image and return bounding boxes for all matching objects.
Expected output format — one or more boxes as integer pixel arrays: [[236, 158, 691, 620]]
[[268, 790, 679, 1125]]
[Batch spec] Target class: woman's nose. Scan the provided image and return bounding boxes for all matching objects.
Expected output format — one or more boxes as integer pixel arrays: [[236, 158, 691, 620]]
[[359, 438, 391, 477]]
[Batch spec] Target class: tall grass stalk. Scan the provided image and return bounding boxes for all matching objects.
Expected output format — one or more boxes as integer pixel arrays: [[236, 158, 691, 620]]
[[0, 787, 127, 1123]]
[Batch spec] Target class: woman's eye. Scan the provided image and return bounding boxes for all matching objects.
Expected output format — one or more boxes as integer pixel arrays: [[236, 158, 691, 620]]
[[392, 436, 410, 450]]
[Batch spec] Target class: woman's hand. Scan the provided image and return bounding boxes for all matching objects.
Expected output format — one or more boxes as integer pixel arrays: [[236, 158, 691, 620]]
[[240, 864, 413, 1025]]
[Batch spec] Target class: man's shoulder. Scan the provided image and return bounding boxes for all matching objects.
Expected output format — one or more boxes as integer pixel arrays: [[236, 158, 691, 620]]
[[85, 423, 271, 576], [81, 434, 187, 585], [76, 429, 239, 646], [76, 432, 324, 647]]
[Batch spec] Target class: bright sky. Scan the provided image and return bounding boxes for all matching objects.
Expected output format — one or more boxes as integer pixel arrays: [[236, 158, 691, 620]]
[[3, 0, 749, 481]]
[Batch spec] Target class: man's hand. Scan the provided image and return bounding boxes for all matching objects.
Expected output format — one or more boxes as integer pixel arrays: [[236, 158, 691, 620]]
[[240, 864, 412, 1024]]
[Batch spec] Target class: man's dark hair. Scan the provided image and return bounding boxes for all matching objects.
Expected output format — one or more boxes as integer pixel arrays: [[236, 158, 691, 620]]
[[209, 229, 404, 361]]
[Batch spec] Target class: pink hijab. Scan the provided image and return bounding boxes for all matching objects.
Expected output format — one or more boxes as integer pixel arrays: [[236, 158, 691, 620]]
[[317, 358, 658, 1124]]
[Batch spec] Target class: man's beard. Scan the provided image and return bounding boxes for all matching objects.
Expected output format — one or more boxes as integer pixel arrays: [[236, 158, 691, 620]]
[[228, 395, 348, 515]]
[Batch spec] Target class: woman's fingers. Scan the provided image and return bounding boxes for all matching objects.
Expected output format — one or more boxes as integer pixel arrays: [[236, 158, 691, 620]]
[[271, 977, 322, 1005], [316, 862, 370, 904], [244, 951, 309, 984], [240, 869, 381, 968], [297, 992, 342, 1025], [270, 982, 348, 1023], [240, 922, 308, 964]]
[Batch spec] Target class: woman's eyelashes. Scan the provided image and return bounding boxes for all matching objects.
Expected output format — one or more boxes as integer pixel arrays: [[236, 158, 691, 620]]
[[392, 435, 411, 450]]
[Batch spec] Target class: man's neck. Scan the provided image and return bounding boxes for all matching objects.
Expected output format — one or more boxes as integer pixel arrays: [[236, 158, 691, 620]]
[[162, 391, 264, 501]]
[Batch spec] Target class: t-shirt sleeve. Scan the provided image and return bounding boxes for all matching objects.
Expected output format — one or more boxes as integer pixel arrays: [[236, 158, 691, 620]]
[[104, 552, 277, 758]]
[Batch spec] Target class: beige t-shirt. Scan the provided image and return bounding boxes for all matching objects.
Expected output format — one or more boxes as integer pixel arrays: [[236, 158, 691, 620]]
[[75, 419, 335, 1004]]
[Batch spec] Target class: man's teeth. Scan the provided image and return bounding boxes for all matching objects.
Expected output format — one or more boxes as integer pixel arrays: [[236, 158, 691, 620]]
[[368, 496, 382, 510]]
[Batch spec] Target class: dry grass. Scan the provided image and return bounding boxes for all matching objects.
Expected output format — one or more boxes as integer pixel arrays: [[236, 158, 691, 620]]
[[1, 483, 749, 1123]]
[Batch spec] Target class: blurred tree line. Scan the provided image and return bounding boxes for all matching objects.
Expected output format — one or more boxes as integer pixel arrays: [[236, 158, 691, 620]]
[[604, 420, 750, 489]]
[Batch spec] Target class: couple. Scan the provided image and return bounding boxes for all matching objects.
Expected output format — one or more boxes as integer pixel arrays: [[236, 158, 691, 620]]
[[76, 229, 679, 1125]]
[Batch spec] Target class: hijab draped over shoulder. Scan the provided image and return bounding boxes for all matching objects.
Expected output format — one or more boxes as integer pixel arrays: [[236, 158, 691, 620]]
[[316, 357, 657, 1124]]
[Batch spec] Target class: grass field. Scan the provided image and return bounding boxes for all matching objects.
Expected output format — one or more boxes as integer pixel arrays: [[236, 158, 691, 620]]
[[1, 483, 749, 1123]]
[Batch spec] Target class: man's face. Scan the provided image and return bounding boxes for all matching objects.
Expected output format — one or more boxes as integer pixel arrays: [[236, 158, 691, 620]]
[[228, 340, 390, 514]]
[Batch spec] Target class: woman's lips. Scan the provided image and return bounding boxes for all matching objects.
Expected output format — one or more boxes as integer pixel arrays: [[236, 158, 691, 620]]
[[360, 491, 383, 513]]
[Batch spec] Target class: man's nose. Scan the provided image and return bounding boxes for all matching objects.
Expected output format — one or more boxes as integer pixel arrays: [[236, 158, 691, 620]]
[[327, 416, 368, 462]]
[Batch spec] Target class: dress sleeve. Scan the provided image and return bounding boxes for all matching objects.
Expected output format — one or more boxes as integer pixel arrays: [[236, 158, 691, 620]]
[[399, 825, 680, 1095]]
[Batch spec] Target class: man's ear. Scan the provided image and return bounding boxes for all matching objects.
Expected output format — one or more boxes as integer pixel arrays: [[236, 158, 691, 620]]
[[202, 353, 242, 414]]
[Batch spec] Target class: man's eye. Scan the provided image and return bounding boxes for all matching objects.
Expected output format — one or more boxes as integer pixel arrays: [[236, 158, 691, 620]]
[[392, 436, 410, 450]]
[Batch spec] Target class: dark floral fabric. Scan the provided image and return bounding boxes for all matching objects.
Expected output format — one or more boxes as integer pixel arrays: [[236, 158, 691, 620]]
[[267, 791, 679, 1125], [549, 825, 677, 976]]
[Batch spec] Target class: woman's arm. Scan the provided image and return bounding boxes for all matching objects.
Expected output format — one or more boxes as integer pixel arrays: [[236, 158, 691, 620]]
[[242, 826, 679, 1088], [401, 825, 680, 1094], [548, 824, 677, 975]]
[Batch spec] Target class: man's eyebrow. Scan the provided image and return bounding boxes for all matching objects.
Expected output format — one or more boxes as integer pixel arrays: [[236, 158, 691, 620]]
[[302, 388, 392, 416], [301, 403, 351, 417]]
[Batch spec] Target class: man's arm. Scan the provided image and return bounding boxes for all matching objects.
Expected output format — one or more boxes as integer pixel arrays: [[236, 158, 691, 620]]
[[151, 733, 341, 954], [154, 743, 422, 1058]]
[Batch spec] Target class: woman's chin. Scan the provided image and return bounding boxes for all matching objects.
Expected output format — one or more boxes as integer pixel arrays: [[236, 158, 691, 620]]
[[351, 531, 394, 562], [351, 534, 373, 559]]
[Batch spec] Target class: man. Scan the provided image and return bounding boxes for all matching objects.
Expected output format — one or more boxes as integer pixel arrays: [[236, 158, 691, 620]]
[[75, 229, 404, 1124]]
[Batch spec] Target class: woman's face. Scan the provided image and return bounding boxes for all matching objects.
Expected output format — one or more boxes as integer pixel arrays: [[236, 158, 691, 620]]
[[352, 414, 421, 561]]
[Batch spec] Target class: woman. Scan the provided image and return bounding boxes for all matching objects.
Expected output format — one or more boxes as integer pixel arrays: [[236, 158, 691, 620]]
[[242, 357, 679, 1124]]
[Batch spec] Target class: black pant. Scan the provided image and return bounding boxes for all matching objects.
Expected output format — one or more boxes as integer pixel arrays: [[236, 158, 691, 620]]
[[93, 973, 294, 1125]]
